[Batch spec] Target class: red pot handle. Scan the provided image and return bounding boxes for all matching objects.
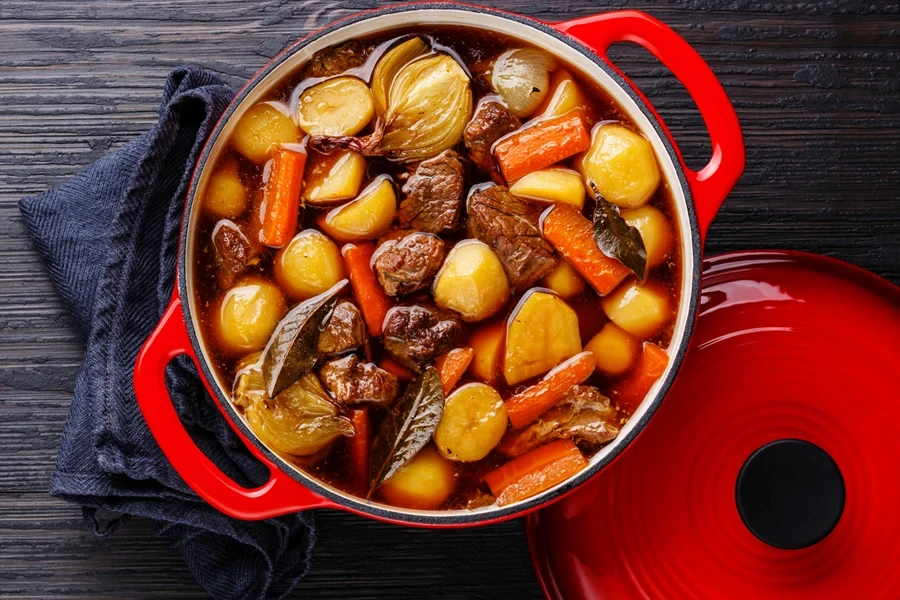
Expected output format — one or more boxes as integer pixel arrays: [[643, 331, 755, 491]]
[[134, 294, 335, 520], [554, 10, 745, 242]]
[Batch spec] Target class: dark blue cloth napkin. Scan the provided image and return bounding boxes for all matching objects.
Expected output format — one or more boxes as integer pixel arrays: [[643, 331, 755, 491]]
[[18, 67, 316, 600]]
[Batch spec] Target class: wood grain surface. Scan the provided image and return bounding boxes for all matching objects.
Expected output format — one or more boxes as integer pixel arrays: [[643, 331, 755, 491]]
[[1, 0, 898, 598]]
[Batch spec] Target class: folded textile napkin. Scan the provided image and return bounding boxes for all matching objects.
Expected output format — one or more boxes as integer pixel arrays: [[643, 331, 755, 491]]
[[19, 67, 316, 600]]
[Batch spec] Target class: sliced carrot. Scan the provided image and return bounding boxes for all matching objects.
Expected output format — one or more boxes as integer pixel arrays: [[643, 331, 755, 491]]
[[261, 147, 306, 247], [379, 356, 414, 381], [505, 351, 596, 429], [541, 203, 631, 295], [348, 408, 370, 496], [484, 439, 587, 505], [613, 342, 669, 413], [493, 110, 590, 182], [342, 242, 393, 337], [435, 347, 475, 395]]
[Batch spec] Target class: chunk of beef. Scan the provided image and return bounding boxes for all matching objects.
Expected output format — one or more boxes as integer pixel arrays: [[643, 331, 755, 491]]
[[382, 305, 461, 371], [317, 301, 367, 358], [212, 219, 263, 289], [463, 100, 521, 179], [319, 355, 399, 408], [373, 232, 446, 296], [467, 185, 556, 288], [302, 41, 369, 79], [398, 150, 466, 233], [499, 385, 620, 457]]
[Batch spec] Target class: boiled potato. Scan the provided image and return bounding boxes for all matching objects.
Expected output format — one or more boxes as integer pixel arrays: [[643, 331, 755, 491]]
[[585, 322, 641, 376], [434, 383, 508, 462], [509, 168, 585, 209], [541, 259, 585, 300], [504, 291, 582, 385], [231, 102, 300, 164], [297, 76, 374, 137], [204, 155, 248, 218], [601, 282, 672, 339], [214, 278, 286, 354], [580, 123, 661, 208], [274, 230, 345, 301], [468, 320, 506, 384], [539, 69, 588, 118], [319, 177, 396, 242], [302, 150, 366, 205], [433, 240, 510, 322], [622, 205, 674, 269], [379, 444, 456, 510]]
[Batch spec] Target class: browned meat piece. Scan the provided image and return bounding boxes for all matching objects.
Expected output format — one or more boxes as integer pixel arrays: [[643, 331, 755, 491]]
[[319, 355, 399, 408], [211, 219, 263, 289], [373, 232, 446, 296], [463, 100, 521, 178], [317, 301, 367, 358], [499, 385, 620, 457], [382, 305, 462, 371], [398, 150, 466, 233], [302, 40, 369, 79], [467, 185, 556, 288]]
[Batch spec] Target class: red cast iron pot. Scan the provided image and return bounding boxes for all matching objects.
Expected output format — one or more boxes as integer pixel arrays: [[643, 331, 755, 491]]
[[134, 3, 745, 527]]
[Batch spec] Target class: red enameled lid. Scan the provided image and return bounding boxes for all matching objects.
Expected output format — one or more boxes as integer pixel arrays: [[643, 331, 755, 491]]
[[526, 250, 900, 599]]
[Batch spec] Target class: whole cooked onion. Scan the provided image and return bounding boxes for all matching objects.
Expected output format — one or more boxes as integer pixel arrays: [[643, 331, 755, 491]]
[[379, 53, 473, 162], [371, 37, 430, 115], [491, 48, 558, 118]]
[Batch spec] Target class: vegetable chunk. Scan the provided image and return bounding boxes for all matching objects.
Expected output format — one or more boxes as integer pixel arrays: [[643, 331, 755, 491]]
[[298, 76, 374, 137], [214, 279, 286, 354], [601, 281, 672, 339], [231, 102, 300, 164], [433, 240, 510, 322], [320, 177, 396, 242], [275, 230, 345, 301], [504, 291, 582, 386], [204, 155, 248, 218], [494, 110, 590, 182], [435, 383, 508, 462], [580, 123, 661, 208], [379, 445, 456, 510]]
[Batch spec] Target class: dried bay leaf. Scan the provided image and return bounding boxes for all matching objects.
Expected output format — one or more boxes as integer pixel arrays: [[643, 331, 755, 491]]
[[590, 182, 647, 281]]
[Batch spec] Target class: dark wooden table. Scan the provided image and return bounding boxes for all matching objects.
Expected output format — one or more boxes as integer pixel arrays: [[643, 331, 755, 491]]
[[1, 1, 898, 598]]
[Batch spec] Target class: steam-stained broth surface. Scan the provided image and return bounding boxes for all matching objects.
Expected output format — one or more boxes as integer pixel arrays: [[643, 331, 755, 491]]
[[193, 26, 682, 510]]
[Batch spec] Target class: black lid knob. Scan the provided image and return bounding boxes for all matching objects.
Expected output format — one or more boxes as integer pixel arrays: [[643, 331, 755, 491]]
[[735, 438, 845, 550]]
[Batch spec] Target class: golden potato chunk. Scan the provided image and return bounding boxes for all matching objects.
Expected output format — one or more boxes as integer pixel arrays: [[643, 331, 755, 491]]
[[622, 205, 674, 269], [504, 290, 582, 385], [434, 383, 508, 462], [203, 155, 248, 218], [297, 76, 374, 137], [539, 69, 588, 118], [379, 445, 456, 510], [319, 176, 396, 242], [540, 259, 586, 300], [585, 322, 641, 376], [213, 279, 286, 354], [433, 240, 510, 322], [509, 168, 585, 209], [468, 319, 506, 385], [231, 102, 300, 164], [580, 123, 661, 208], [274, 230, 345, 301], [302, 150, 366, 205], [601, 282, 672, 339]]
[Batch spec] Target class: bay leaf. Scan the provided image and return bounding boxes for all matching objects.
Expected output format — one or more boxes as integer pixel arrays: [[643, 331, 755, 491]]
[[368, 366, 444, 497], [262, 279, 348, 398], [590, 182, 647, 281]]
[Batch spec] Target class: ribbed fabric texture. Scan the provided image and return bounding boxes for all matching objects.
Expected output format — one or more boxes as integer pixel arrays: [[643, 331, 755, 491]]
[[18, 67, 316, 600]]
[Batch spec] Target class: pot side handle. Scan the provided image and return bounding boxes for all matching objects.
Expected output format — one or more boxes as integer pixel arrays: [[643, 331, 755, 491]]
[[134, 294, 335, 520], [554, 10, 745, 242]]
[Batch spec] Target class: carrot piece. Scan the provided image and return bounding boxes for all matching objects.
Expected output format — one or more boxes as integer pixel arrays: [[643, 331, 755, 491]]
[[348, 408, 370, 496], [379, 356, 414, 381], [261, 148, 306, 247], [493, 110, 590, 182], [505, 351, 596, 429], [484, 439, 588, 505], [613, 343, 669, 413], [342, 242, 393, 337], [541, 203, 631, 295], [435, 347, 475, 395]]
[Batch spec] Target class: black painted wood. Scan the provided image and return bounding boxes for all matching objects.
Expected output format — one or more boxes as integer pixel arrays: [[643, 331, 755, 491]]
[[0, 1, 898, 597]]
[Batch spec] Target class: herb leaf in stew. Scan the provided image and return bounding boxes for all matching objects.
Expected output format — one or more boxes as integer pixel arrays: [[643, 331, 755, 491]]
[[368, 366, 444, 496], [590, 182, 647, 281]]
